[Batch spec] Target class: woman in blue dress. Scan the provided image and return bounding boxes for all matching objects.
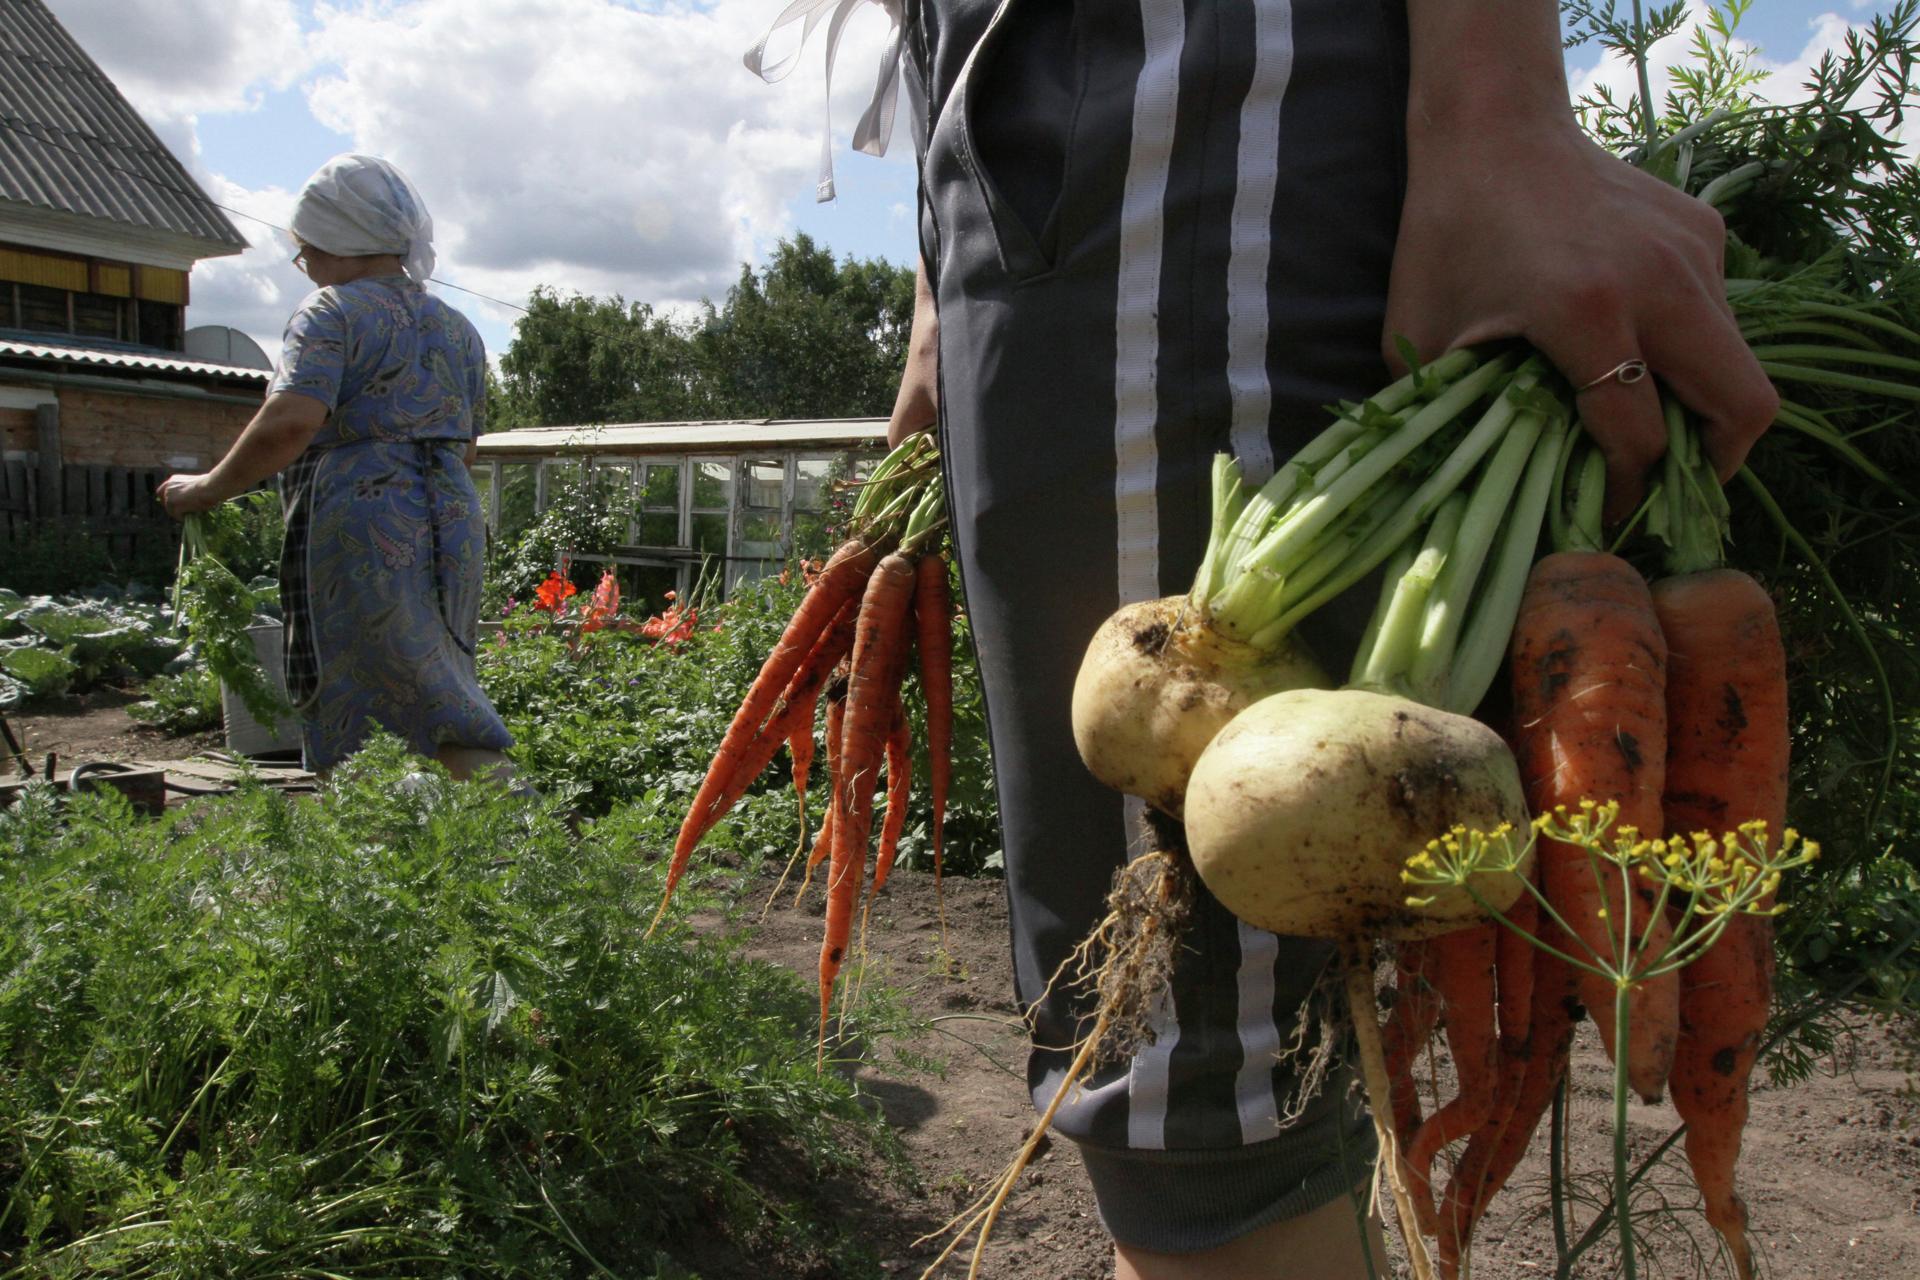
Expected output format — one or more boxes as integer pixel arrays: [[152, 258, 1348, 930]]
[[160, 154, 513, 780]]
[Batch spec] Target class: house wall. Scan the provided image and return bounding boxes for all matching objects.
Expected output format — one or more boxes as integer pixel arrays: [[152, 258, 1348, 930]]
[[54, 385, 257, 469], [0, 405, 32, 454]]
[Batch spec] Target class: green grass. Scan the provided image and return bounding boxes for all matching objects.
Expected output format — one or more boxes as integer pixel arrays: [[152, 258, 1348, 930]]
[[0, 741, 906, 1279]]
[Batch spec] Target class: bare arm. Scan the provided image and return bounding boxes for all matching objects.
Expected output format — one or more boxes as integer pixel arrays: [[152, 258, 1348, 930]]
[[157, 392, 329, 518], [886, 258, 940, 448], [1387, 0, 1777, 520]]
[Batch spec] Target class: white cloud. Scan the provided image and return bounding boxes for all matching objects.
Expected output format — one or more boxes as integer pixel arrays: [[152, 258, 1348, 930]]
[[294, 0, 912, 323], [42, 0, 309, 130], [38, 0, 916, 353]]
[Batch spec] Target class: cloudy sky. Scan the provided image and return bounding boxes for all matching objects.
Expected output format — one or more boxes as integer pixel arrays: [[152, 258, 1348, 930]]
[[39, 0, 1911, 363]]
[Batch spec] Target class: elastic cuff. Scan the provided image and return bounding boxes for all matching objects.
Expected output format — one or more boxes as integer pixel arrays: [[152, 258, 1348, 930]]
[[1073, 1093, 1376, 1254]]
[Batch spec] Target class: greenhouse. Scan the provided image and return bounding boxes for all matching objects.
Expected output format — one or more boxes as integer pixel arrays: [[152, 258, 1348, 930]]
[[473, 416, 890, 602]]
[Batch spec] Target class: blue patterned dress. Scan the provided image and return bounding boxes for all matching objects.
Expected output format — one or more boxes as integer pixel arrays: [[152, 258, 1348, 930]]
[[270, 275, 511, 771]]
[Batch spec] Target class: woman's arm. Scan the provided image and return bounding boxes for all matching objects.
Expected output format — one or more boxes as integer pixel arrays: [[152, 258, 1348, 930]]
[[1387, 0, 1778, 520], [886, 258, 940, 447], [157, 392, 328, 518]]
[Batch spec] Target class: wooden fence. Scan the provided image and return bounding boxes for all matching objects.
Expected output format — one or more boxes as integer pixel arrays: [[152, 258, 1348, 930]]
[[0, 456, 176, 564]]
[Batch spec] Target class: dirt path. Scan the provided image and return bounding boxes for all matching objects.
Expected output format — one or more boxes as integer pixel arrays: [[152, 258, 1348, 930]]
[[733, 862, 1919, 1280], [3, 687, 221, 774]]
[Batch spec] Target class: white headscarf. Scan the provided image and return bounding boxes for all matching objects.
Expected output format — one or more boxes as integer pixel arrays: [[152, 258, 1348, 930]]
[[289, 154, 436, 284]]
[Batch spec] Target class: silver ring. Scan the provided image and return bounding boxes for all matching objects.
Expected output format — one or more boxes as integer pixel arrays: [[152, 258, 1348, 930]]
[[1578, 358, 1649, 392]]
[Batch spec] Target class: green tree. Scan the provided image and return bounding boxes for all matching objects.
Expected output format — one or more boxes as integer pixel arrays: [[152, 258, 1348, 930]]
[[495, 288, 700, 427], [693, 233, 916, 419], [494, 236, 915, 428]]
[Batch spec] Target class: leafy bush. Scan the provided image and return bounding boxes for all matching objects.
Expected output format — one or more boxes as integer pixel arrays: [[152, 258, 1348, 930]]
[[0, 644, 76, 699], [487, 482, 628, 606], [477, 567, 1004, 874], [127, 665, 223, 734], [0, 742, 902, 1278]]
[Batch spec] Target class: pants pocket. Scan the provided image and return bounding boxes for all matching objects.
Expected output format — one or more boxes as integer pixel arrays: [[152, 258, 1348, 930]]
[[956, 0, 1082, 280]]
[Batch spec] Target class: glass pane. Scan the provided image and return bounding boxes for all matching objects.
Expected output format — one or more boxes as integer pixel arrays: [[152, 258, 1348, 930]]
[[642, 462, 680, 509], [792, 510, 833, 561], [730, 560, 778, 591], [73, 292, 122, 339], [691, 512, 728, 556], [543, 459, 587, 505], [592, 461, 634, 509], [794, 458, 834, 510], [618, 562, 683, 611], [737, 512, 782, 546], [470, 462, 496, 526], [745, 459, 784, 509], [849, 452, 885, 483], [19, 284, 68, 333], [638, 512, 681, 548], [692, 460, 730, 510], [495, 463, 538, 541]]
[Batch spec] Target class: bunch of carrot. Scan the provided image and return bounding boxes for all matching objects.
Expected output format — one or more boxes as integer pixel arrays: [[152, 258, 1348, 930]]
[[1376, 407, 1792, 1280], [644, 433, 955, 1057]]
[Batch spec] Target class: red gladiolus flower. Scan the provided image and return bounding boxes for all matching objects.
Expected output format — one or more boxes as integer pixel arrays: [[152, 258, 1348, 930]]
[[580, 570, 620, 633], [534, 571, 577, 613]]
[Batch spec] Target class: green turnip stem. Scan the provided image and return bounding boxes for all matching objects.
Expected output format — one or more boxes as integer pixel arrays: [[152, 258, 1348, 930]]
[[1246, 363, 1540, 648], [1193, 349, 1488, 621], [1771, 402, 1909, 496], [1407, 408, 1550, 706], [1654, 398, 1729, 577], [1693, 158, 1766, 210], [1748, 343, 1920, 373], [1232, 356, 1516, 580], [1447, 417, 1571, 715], [1191, 455, 1249, 606], [1351, 494, 1465, 694], [1759, 360, 1920, 402]]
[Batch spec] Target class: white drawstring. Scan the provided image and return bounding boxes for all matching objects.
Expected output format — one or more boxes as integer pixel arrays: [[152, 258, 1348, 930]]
[[743, 0, 904, 202]]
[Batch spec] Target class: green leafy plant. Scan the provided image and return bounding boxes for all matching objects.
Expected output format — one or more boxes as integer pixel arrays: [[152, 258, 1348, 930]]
[[0, 646, 76, 700], [0, 741, 907, 1278], [174, 495, 288, 730], [127, 665, 223, 735]]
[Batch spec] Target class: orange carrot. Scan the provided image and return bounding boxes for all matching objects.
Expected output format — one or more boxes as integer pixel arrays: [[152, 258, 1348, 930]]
[[1383, 941, 1441, 1149], [796, 674, 848, 904], [1436, 925, 1579, 1279], [1406, 924, 1500, 1227], [648, 587, 860, 932], [1510, 550, 1678, 1101], [869, 699, 912, 896], [650, 538, 876, 934], [790, 697, 818, 838], [819, 552, 917, 1050], [1435, 887, 1539, 1275], [1382, 941, 1442, 1236], [914, 553, 954, 900], [1655, 568, 1789, 1280]]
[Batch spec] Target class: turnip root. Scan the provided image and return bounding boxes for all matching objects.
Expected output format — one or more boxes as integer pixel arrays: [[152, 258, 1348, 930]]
[[1071, 596, 1326, 816], [1184, 688, 1532, 943]]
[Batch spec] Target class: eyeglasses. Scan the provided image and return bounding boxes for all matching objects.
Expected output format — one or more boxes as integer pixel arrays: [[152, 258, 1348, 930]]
[[291, 247, 311, 272]]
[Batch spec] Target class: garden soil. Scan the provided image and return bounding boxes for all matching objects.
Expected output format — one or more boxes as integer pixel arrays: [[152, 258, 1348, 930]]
[[728, 862, 1919, 1280], [7, 703, 1915, 1278]]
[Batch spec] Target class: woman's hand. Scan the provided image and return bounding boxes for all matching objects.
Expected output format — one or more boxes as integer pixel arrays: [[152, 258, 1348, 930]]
[[1390, 2, 1778, 523], [157, 472, 224, 520], [887, 258, 940, 447]]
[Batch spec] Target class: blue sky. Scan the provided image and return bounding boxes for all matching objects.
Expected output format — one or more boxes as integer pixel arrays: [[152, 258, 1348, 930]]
[[40, 1, 1912, 363]]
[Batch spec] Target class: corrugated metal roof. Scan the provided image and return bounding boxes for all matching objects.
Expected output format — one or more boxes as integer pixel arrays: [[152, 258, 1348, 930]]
[[477, 418, 890, 457], [0, 333, 271, 381], [0, 0, 247, 252]]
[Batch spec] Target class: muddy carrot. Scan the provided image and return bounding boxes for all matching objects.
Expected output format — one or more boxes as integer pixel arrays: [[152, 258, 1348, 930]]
[[1509, 549, 1677, 1101], [1655, 567, 1789, 1280]]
